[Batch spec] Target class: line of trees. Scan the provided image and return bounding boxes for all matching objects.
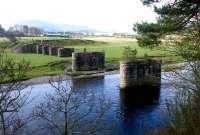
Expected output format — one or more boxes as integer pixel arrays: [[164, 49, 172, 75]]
[[0, 24, 44, 44], [0, 25, 17, 43], [8, 25, 44, 36]]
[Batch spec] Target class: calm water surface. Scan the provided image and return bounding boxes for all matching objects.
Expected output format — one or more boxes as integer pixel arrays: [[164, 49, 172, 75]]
[[21, 72, 178, 135]]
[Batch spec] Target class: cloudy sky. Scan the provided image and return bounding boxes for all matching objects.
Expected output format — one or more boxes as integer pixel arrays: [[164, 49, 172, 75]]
[[0, 0, 157, 32]]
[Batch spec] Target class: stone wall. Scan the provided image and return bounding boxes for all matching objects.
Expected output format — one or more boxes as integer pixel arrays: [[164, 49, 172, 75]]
[[12, 44, 36, 53], [120, 59, 161, 89], [72, 52, 105, 71], [58, 48, 74, 57]]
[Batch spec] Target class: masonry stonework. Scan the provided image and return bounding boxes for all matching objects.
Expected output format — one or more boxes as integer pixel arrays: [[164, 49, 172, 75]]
[[13, 44, 36, 53], [42, 46, 49, 55], [48, 47, 60, 56], [120, 59, 161, 89], [72, 52, 105, 71], [36, 45, 43, 54], [58, 48, 74, 57]]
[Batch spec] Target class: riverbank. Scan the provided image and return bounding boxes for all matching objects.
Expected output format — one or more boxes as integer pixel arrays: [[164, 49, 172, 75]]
[[24, 62, 186, 85], [24, 70, 119, 85], [1, 37, 184, 82]]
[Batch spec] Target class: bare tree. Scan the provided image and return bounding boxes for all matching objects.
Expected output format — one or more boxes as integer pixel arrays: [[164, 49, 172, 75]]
[[0, 51, 30, 135], [32, 76, 113, 135]]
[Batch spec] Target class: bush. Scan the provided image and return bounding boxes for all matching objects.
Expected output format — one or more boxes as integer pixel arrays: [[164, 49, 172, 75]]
[[122, 46, 137, 60]]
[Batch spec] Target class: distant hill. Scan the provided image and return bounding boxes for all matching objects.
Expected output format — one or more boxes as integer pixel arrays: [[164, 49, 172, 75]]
[[16, 20, 98, 33]]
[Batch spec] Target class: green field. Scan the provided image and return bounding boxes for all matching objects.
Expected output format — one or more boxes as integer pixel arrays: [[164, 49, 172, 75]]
[[0, 37, 183, 79]]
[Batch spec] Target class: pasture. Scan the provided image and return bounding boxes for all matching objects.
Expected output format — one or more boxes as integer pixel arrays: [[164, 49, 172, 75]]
[[0, 37, 183, 79]]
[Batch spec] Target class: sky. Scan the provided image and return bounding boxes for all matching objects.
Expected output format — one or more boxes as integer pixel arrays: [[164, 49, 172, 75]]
[[0, 0, 157, 33]]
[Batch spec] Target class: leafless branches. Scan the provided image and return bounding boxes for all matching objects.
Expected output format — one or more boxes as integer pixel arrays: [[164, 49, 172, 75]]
[[32, 76, 113, 135], [0, 51, 30, 135]]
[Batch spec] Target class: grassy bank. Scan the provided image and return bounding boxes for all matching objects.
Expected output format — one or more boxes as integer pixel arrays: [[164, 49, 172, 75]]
[[0, 37, 183, 80]]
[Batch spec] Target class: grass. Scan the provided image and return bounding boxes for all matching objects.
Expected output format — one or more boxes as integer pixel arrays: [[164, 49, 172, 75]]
[[0, 37, 183, 80], [4, 52, 71, 79], [6, 52, 69, 67]]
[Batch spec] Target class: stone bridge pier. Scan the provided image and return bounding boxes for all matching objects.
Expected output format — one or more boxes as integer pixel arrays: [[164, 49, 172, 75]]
[[72, 52, 105, 71], [42, 45, 50, 55], [120, 59, 161, 90]]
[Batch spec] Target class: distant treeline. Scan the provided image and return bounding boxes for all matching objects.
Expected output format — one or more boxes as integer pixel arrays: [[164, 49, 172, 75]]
[[8, 25, 44, 36], [0, 25, 17, 43]]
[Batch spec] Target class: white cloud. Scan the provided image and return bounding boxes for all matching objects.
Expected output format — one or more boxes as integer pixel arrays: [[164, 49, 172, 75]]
[[0, 0, 157, 32]]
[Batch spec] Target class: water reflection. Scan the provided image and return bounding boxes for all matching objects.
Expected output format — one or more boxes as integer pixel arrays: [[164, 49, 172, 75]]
[[71, 76, 106, 99], [120, 85, 160, 109], [20, 73, 176, 135], [72, 76, 105, 89], [119, 85, 161, 134]]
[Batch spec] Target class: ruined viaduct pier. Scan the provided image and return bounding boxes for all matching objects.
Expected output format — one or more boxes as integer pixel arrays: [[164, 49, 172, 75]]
[[120, 59, 161, 90], [72, 52, 105, 71]]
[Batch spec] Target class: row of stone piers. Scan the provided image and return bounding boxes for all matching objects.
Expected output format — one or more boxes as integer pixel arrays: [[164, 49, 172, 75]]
[[36, 45, 74, 57]]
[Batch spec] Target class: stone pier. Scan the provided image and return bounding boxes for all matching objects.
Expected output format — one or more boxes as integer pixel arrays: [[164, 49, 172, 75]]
[[12, 44, 36, 53], [36, 45, 43, 54], [42, 45, 49, 55], [72, 52, 105, 71], [49, 47, 60, 56], [58, 48, 74, 57], [120, 59, 161, 90]]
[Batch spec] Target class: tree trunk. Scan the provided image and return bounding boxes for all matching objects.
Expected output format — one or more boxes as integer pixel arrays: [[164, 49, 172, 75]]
[[64, 103, 68, 135], [64, 121, 68, 135], [0, 113, 6, 135]]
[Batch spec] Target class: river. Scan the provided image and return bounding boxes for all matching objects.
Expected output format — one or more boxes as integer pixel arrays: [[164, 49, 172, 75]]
[[19, 71, 179, 135]]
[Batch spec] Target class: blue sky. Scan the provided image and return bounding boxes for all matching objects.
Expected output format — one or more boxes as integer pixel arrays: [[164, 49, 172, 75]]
[[0, 0, 157, 32]]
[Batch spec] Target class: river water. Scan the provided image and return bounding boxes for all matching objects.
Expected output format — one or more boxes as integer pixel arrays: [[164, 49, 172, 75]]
[[20, 72, 178, 135]]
